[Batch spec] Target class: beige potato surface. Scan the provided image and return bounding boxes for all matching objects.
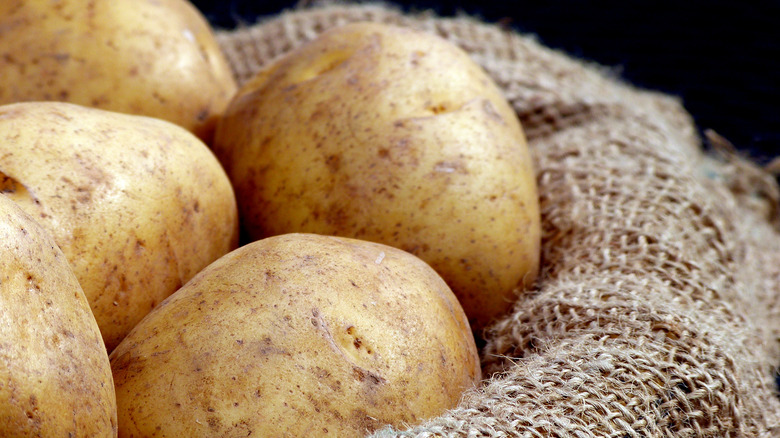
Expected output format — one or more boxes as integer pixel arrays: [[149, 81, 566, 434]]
[[0, 0, 237, 142], [110, 233, 480, 437], [0, 194, 117, 437], [213, 22, 541, 332], [0, 101, 239, 351]]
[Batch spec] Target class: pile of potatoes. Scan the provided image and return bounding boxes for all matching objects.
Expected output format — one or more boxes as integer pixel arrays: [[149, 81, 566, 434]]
[[0, 1, 540, 436]]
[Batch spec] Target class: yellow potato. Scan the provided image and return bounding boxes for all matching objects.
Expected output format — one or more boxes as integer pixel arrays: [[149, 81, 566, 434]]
[[213, 22, 541, 332], [110, 233, 480, 437], [0, 101, 239, 351], [0, 194, 117, 437], [0, 0, 237, 143]]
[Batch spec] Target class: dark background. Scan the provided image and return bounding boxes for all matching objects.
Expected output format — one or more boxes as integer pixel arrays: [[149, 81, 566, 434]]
[[191, 0, 780, 392], [192, 0, 779, 163]]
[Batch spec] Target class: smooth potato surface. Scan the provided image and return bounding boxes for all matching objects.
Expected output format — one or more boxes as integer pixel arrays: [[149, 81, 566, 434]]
[[111, 233, 480, 437], [214, 22, 541, 331], [0, 0, 237, 142], [0, 194, 117, 437], [0, 102, 239, 351]]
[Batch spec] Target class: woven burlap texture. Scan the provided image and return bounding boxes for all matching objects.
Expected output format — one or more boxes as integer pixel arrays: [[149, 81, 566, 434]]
[[216, 3, 780, 437]]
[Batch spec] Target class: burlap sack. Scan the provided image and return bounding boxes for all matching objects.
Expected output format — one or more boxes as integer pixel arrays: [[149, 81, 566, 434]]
[[215, 3, 780, 436]]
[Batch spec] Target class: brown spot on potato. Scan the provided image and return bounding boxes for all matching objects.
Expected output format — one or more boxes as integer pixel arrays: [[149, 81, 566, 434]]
[[428, 103, 448, 114], [23, 394, 42, 428], [402, 243, 430, 255], [352, 366, 386, 386], [134, 239, 145, 254], [74, 185, 92, 203], [325, 207, 350, 229], [325, 154, 340, 173], [310, 308, 321, 328], [90, 96, 110, 107], [151, 92, 166, 104], [256, 338, 290, 357]]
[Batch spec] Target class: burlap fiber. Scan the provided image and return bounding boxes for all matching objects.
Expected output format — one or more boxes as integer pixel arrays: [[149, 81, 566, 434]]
[[215, 3, 780, 436]]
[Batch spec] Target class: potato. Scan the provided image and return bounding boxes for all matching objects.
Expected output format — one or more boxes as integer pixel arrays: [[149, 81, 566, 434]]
[[213, 22, 541, 332], [0, 0, 236, 143], [0, 101, 239, 351], [0, 194, 117, 436], [110, 233, 480, 437]]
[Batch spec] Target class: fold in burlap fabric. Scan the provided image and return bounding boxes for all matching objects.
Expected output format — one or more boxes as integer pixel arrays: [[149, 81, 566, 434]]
[[216, 3, 780, 436]]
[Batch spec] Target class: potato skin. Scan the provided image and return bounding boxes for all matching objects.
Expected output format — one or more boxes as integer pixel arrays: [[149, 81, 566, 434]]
[[0, 194, 117, 437], [0, 0, 236, 143], [110, 233, 480, 437], [0, 102, 239, 351], [213, 22, 541, 332]]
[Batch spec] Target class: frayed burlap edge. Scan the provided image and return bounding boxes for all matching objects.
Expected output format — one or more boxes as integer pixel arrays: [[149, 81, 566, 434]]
[[215, 3, 780, 436]]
